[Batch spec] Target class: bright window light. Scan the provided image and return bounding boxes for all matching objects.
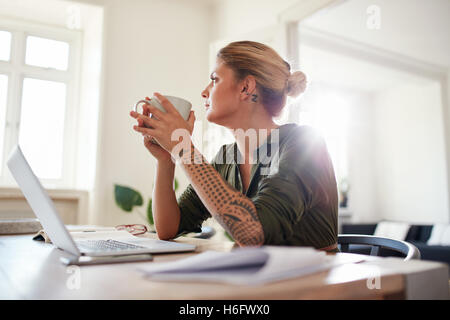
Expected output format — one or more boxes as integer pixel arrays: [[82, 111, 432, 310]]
[[0, 31, 12, 61], [0, 74, 8, 175], [297, 88, 350, 181], [25, 36, 69, 70], [19, 78, 66, 179]]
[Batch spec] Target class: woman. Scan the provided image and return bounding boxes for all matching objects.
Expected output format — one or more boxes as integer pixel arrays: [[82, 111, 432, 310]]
[[130, 41, 338, 251]]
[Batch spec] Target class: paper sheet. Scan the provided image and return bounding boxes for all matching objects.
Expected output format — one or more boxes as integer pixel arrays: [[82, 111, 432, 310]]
[[138, 246, 361, 285], [33, 226, 127, 243], [70, 230, 135, 241], [66, 225, 117, 232]]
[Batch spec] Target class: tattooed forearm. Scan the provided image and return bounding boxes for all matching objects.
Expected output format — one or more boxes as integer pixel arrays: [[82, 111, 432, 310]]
[[178, 143, 264, 246]]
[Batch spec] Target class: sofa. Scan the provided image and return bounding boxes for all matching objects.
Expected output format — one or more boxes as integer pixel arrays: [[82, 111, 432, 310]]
[[340, 223, 450, 266]]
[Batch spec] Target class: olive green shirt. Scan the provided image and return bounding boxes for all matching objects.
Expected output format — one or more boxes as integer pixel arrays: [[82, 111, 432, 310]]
[[176, 123, 338, 249]]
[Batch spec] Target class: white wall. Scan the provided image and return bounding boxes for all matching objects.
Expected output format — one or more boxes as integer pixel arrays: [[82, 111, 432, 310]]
[[301, 0, 450, 69], [346, 92, 378, 223], [298, 0, 450, 224], [0, 0, 213, 227], [211, 0, 299, 40], [322, 77, 449, 225], [373, 81, 449, 224], [4, 0, 449, 227], [0, 0, 103, 223], [93, 0, 212, 226]]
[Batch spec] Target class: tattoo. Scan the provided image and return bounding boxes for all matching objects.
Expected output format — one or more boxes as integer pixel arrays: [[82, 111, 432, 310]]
[[251, 94, 258, 103], [180, 144, 264, 246]]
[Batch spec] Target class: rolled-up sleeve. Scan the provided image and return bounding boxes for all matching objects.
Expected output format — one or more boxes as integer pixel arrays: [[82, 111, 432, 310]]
[[175, 145, 228, 237], [175, 183, 211, 237], [253, 171, 307, 244], [252, 127, 332, 245]]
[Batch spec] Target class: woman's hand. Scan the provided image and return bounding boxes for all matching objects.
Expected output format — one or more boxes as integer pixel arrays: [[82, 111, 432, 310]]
[[130, 96, 172, 163], [130, 93, 196, 157]]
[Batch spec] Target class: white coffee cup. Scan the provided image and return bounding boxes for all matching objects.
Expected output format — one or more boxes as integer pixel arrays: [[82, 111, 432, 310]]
[[134, 95, 192, 120], [134, 95, 192, 145]]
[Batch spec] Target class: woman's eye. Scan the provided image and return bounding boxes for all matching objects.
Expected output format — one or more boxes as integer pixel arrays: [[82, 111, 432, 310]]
[[210, 77, 217, 84]]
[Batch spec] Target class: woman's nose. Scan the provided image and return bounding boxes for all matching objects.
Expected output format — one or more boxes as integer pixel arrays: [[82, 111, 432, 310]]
[[201, 86, 209, 99]]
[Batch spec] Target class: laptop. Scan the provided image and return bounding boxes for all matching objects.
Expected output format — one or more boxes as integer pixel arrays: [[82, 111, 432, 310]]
[[7, 145, 196, 261]]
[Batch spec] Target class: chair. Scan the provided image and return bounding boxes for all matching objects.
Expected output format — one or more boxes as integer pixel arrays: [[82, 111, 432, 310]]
[[193, 226, 216, 239], [338, 234, 421, 260]]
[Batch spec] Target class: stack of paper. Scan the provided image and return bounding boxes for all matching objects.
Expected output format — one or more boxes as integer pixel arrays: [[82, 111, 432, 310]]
[[138, 246, 359, 285], [34, 225, 138, 243]]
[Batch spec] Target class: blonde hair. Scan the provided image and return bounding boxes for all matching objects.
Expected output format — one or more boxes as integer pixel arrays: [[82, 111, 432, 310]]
[[217, 41, 307, 117]]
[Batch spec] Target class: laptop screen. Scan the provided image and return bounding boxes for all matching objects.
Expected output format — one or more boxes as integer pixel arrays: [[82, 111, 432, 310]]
[[7, 145, 80, 255]]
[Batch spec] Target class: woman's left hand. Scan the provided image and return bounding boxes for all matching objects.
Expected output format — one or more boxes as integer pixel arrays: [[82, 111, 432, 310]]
[[130, 92, 196, 155]]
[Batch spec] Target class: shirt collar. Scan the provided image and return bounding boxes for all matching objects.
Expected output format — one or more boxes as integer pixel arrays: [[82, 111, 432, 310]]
[[224, 123, 296, 166]]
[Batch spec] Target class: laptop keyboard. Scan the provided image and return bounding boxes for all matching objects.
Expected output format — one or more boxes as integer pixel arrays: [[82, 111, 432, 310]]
[[76, 239, 146, 252]]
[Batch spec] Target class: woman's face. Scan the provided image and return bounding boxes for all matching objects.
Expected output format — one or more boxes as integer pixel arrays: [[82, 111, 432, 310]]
[[201, 59, 242, 127]]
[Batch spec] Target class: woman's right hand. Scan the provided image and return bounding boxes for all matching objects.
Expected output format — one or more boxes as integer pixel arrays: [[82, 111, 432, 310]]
[[132, 100, 173, 164]]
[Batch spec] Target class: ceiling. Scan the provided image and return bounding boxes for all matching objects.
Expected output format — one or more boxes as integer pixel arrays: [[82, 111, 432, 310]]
[[299, 39, 435, 94], [298, 0, 449, 93], [301, 0, 450, 67]]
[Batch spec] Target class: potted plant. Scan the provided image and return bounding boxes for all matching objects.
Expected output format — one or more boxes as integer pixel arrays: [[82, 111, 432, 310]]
[[114, 179, 229, 241], [114, 178, 179, 231]]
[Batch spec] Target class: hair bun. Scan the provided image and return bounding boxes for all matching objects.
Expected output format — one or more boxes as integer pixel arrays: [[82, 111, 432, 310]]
[[286, 71, 307, 98]]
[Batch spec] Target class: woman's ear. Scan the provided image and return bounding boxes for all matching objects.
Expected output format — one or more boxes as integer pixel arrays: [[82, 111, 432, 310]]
[[239, 75, 257, 100]]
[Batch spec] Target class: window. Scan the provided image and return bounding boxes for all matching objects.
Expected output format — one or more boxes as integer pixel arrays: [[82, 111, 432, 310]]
[[19, 78, 67, 179], [0, 31, 12, 61], [0, 19, 81, 187], [0, 75, 8, 176], [25, 36, 70, 71]]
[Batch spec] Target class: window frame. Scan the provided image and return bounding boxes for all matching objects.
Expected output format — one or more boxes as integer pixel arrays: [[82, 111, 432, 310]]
[[0, 18, 82, 188]]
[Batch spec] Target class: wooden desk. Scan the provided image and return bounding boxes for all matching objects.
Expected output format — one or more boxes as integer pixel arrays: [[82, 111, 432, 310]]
[[0, 234, 448, 300]]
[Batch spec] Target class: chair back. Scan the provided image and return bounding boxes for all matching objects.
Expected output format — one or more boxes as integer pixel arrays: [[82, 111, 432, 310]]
[[338, 234, 421, 260]]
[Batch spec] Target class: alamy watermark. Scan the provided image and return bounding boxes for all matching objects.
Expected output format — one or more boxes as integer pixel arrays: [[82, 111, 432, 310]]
[[366, 5, 381, 30], [66, 265, 81, 290], [66, 5, 81, 30], [170, 126, 280, 176], [366, 265, 381, 290]]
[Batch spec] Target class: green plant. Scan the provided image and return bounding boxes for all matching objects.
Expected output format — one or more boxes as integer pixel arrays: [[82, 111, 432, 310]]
[[114, 178, 233, 242], [224, 231, 234, 242], [114, 178, 179, 228]]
